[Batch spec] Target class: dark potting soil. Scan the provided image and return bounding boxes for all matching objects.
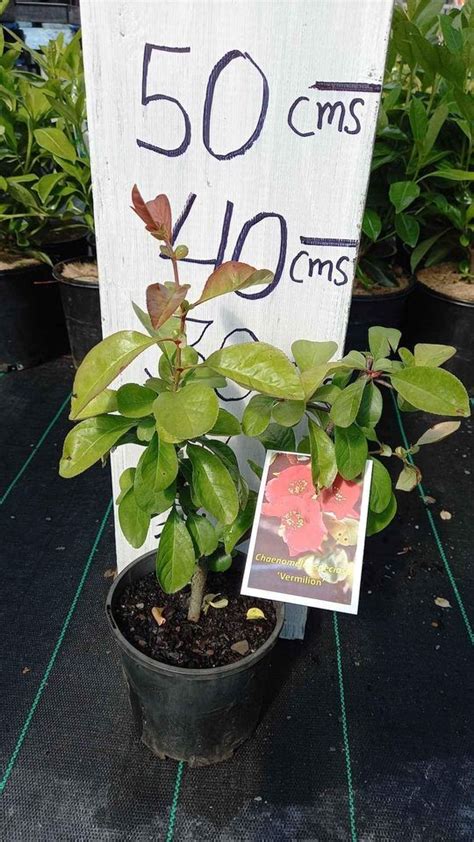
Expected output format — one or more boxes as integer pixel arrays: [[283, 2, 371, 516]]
[[115, 569, 277, 669]]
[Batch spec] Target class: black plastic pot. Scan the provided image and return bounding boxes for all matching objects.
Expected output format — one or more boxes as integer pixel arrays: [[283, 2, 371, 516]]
[[54, 257, 102, 368], [40, 229, 89, 264], [345, 279, 415, 351], [0, 261, 69, 370], [106, 551, 285, 766], [404, 281, 474, 394]]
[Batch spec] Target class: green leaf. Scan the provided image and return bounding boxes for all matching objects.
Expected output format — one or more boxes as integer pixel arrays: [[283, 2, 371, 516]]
[[272, 399, 305, 427], [70, 331, 155, 419], [334, 425, 368, 481], [362, 209, 382, 241], [220, 491, 257, 554], [206, 550, 233, 573], [33, 173, 65, 203], [291, 339, 338, 372], [59, 416, 134, 478], [153, 383, 219, 443], [389, 180, 420, 213], [421, 103, 449, 160], [395, 213, 420, 247], [413, 343, 456, 367], [308, 420, 337, 488], [70, 388, 117, 420], [242, 395, 275, 436], [415, 420, 461, 446], [187, 444, 239, 525], [391, 367, 469, 417], [118, 485, 150, 549], [357, 382, 383, 428], [369, 457, 392, 514], [248, 459, 263, 480], [116, 383, 157, 418], [301, 365, 329, 400], [208, 408, 241, 436], [367, 493, 397, 536], [258, 423, 296, 452], [426, 168, 474, 182], [409, 97, 428, 144], [398, 347, 415, 367], [312, 384, 341, 405], [440, 14, 464, 54], [134, 433, 178, 512], [332, 351, 367, 371], [186, 513, 219, 557], [137, 417, 156, 442], [330, 379, 366, 428], [144, 377, 169, 394], [34, 127, 77, 162], [206, 342, 304, 400], [116, 467, 136, 504], [410, 231, 446, 273], [155, 509, 196, 593], [193, 262, 272, 306], [184, 365, 227, 389], [368, 326, 402, 360], [297, 436, 310, 454], [8, 181, 39, 208]]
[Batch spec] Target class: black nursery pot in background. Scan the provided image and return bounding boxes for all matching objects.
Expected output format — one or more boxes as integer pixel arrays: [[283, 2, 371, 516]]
[[404, 282, 474, 394], [53, 257, 102, 369], [0, 261, 69, 371], [0, 232, 90, 371], [106, 552, 285, 766], [345, 279, 415, 352]]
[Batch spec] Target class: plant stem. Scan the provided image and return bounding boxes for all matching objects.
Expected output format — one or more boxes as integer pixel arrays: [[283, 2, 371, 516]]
[[375, 378, 394, 390], [187, 562, 207, 622], [166, 238, 180, 290]]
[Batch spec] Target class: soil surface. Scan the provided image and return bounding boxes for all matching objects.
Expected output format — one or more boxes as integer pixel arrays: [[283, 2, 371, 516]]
[[114, 569, 277, 669], [353, 269, 411, 296], [0, 251, 40, 271], [59, 260, 98, 283], [418, 262, 474, 303]]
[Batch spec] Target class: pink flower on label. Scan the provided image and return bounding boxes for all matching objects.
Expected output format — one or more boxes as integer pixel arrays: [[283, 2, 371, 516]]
[[265, 463, 314, 503], [320, 476, 361, 520], [263, 495, 327, 557]]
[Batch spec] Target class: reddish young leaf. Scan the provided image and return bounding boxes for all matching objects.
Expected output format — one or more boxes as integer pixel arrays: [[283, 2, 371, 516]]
[[146, 282, 190, 329], [131, 185, 172, 241], [193, 261, 272, 307]]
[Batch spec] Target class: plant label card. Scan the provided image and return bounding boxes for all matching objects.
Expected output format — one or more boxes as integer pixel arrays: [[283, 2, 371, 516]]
[[241, 451, 373, 615]]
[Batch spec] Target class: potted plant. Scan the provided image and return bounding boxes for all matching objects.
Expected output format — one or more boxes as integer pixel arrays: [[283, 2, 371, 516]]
[[349, 0, 473, 354], [0, 30, 95, 369], [389, 1, 473, 391], [59, 186, 470, 765]]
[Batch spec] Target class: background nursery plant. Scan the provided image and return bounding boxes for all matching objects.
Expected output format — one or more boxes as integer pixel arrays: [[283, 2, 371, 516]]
[[0, 30, 91, 262], [59, 187, 470, 628]]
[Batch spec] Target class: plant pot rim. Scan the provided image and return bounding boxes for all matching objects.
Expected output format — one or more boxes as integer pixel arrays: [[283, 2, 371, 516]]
[[0, 256, 45, 277], [53, 255, 99, 289], [106, 550, 285, 680], [352, 275, 415, 302], [415, 277, 474, 309]]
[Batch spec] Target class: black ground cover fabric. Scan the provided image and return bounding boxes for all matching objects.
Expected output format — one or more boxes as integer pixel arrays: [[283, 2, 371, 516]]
[[0, 359, 472, 841]]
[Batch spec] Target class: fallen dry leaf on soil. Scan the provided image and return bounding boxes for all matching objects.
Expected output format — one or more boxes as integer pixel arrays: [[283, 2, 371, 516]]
[[434, 597, 451, 609], [231, 640, 250, 656], [151, 606, 166, 626], [246, 607, 266, 621]]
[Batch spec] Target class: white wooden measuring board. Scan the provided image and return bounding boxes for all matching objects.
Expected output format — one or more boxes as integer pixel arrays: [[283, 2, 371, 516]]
[[81, 0, 393, 586]]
